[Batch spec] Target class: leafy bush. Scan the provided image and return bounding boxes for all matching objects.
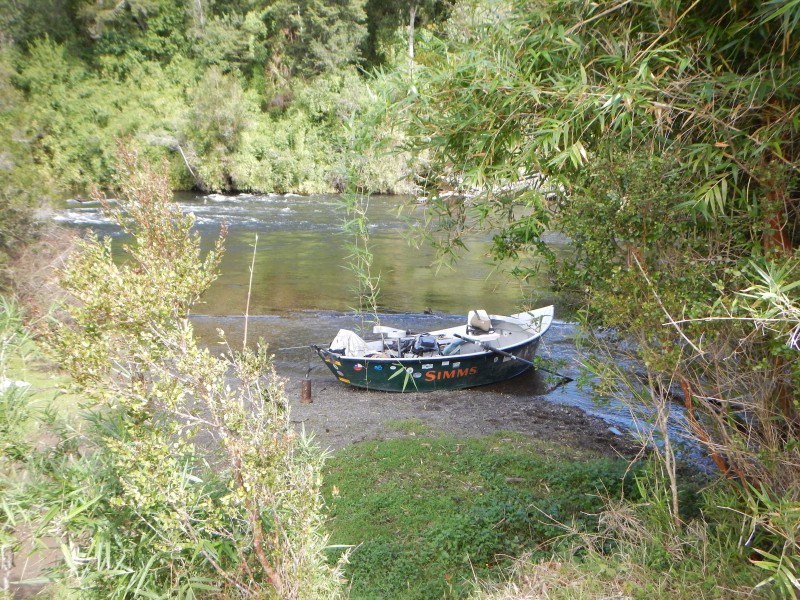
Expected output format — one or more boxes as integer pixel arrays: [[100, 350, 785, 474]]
[[40, 147, 344, 597], [0, 297, 34, 594], [0, 297, 31, 456]]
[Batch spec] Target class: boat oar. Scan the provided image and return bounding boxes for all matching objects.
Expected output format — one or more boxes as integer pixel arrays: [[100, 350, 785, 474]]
[[453, 334, 574, 383], [278, 345, 320, 351], [453, 334, 536, 367]]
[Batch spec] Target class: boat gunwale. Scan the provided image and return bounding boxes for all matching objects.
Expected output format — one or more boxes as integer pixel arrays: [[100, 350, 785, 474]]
[[320, 338, 540, 364], [318, 307, 554, 364]]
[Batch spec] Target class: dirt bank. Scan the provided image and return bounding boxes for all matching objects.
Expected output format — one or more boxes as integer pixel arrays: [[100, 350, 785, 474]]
[[283, 367, 641, 459]]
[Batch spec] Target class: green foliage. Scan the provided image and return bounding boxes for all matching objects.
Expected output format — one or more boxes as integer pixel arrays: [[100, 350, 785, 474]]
[[0, 47, 44, 288], [0, 297, 40, 596], [324, 433, 638, 599], [0, 298, 32, 457], [264, 0, 368, 78], [340, 192, 382, 328], [230, 107, 333, 194], [0, 0, 77, 48], [40, 148, 344, 597], [10, 38, 194, 193], [79, 0, 190, 72], [473, 471, 761, 599], [0, 0, 416, 196], [363, 0, 452, 68], [188, 12, 261, 71], [181, 66, 256, 191], [402, 0, 800, 272], [222, 67, 411, 194], [4, 38, 408, 195], [397, 3, 800, 596], [46, 148, 223, 386], [744, 485, 800, 599]]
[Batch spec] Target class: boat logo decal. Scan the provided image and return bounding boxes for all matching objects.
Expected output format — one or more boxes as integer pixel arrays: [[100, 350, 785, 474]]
[[453, 362, 461, 368], [353, 363, 364, 371], [405, 367, 414, 374], [442, 361, 450, 366], [374, 365, 383, 371], [389, 365, 397, 370], [425, 366, 478, 382], [422, 364, 433, 370], [413, 372, 422, 378]]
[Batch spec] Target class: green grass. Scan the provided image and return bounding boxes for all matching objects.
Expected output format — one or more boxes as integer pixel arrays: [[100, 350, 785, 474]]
[[1, 302, 79, 459], [4, 340, 83, 429], [384, 417, 433, 436], [322, 432, 640, 599]]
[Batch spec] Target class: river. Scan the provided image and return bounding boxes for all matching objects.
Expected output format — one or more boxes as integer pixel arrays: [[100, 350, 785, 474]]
[[56, 192, 694, 454]]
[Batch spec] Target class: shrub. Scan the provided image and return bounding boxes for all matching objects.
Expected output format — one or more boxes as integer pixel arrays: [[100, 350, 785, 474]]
[[41, 146, 344, 597]]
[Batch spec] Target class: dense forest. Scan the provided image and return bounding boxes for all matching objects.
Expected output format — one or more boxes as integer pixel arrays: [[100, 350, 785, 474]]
[[0, 0, 445, 199], [1, 0, 799, 597]]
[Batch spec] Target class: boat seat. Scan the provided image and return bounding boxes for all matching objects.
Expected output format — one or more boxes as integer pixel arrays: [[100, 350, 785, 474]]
[[373, 325, 408, 338], [467, 309, 493, 335]]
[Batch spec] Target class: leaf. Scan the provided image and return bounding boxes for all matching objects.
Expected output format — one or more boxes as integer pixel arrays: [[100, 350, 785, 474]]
[[64, 494, 103, 522]]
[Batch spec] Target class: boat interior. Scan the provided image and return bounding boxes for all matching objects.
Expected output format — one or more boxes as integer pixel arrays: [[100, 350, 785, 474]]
[[328, 309, 549, 360]]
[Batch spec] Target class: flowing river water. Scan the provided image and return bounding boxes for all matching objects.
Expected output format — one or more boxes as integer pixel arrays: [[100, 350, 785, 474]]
[[56, 192, 697, 458]]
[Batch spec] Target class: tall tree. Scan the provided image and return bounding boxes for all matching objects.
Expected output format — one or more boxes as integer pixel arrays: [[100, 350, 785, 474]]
[[77, 0, 190, 70]]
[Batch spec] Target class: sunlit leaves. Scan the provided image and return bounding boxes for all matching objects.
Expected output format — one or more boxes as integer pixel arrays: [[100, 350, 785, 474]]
[[679, 176, 730, 219], [759, 0, 800, 40], [405, 0, 800, 254], [745, 483, 800, 599], [737, 259, 800, 349], [44, 149, 345, 597]]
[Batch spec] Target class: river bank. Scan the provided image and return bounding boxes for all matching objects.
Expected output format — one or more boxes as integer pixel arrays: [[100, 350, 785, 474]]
[[283, 368, 642, 459]]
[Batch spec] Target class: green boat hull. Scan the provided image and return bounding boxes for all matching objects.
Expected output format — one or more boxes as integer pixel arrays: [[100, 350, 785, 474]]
[[314, 338, 541, 392]]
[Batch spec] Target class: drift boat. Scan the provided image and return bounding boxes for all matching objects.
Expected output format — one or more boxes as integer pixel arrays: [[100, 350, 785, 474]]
[[312, 306, 554, 392]]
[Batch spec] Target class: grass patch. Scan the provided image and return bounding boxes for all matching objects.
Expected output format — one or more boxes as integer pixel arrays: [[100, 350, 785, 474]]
[[4, 340, 83, 430], [472, 481, 762, 600], [384, 417, 434, 436], [323, 432, 640, 599]]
